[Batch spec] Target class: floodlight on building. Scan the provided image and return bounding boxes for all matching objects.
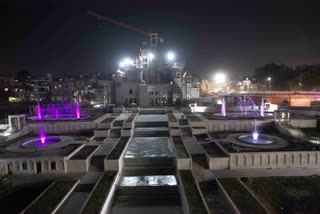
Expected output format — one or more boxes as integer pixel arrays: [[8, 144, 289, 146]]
[[213, 72, 226, 84], [167, 51, 175, 61], [124, 58, 134, 65], [148, 53, 154, 60], [267, 77, 271, 81], [119, 61, 125, 68]]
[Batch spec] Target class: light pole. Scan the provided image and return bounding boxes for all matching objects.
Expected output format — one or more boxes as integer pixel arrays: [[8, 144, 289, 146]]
[[267, 77, 271, 90]]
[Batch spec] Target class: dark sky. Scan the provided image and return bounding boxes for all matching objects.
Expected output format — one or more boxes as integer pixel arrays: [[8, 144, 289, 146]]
[[1, 0, 320, 79]]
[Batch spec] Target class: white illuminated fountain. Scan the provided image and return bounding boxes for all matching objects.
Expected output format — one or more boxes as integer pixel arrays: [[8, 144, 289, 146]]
[[227, 119, 287, 149], [215, 96, 272, 118]]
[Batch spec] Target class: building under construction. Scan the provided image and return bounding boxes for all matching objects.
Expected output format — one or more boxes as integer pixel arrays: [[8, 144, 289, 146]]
[[88, 11, 199, 106]]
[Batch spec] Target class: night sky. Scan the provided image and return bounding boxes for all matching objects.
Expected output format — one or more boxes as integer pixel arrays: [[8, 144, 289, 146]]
[[1, 0, 320, 79]]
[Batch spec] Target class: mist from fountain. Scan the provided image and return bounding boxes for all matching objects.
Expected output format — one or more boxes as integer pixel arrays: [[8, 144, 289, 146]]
[[33, 99, 86, 120], [235, 96, 257, 116], [221, 97, 226, 117], [39, 122, 46, 144], [76, 100, 81, 119], [252, 119, 259, 141], [37, 101, 42, 120], [260, 98, 265, 117]]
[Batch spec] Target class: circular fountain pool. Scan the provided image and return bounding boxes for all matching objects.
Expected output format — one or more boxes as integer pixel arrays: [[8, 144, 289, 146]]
[[227, 133, 287, 149], [238, 134, 275, 145], [214, 112, 273, 118], [22, 137, 62, 148], [6, 136, 75, 152]]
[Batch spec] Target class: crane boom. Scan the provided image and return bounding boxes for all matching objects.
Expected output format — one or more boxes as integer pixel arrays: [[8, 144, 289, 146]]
[[88, 10, 151, 37]]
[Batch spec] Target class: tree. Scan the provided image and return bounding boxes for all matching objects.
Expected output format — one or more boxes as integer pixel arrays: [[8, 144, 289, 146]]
[[253, 64, 295, 90]]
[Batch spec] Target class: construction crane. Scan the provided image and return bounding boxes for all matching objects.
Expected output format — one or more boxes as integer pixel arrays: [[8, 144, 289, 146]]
[[88, 10, 164, 48]]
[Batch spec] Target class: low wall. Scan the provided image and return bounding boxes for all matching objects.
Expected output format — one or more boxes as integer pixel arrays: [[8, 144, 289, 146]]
[[94, 129, 108, 137], [290, 119, 317, 128], [229, 151, 320, 169], [0, 157, 66, 175], [176, 158, 192, 170], [207, 156, 230, 169], [208, 120, 269, 132], [28, 122, 97, 134]]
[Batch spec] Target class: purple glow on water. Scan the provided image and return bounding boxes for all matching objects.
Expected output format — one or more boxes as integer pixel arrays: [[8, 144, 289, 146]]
[[37, 101, 42, 120], [33, 100, 84, 120], [76, 101, 80, 119]]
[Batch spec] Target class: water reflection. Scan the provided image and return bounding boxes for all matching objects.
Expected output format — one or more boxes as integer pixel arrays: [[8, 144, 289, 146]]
[[120, 175, 177, 186]]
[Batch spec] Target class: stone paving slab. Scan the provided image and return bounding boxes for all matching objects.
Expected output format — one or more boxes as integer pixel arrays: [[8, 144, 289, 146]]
[[110, 206, 183, 214], [181, 136, 205, 154], [94, 113, 111, 123], [93, 138, 119, 156], [79, 171, 102, 184], [136, 114, 168, 122], [57, 192, 89, 214]]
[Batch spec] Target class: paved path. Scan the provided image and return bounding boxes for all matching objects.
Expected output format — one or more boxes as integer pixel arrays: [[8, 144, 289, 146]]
[[58, 171, 103, 214], [93, 113, 111, 123], [181, 136, 205, 154]]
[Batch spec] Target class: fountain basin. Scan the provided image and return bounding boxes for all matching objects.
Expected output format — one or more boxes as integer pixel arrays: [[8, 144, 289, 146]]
[[214, 112, 273, 118], [28, 114, 89, 121], [226, 133, 287, 149], [6, 136, 76, 152], [22, 137, 62, 148]]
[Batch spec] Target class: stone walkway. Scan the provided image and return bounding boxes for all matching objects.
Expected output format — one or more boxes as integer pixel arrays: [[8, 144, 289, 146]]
[[93, 113, 111, 123]]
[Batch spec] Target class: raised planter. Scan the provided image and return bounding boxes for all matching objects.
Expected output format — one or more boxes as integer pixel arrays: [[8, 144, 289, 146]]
[[218, 178, 267, 214], [179, 170, 208, 214], [23, 180, 79, 214], [104, 137, 130, 171], [81, 172, 118, 214]]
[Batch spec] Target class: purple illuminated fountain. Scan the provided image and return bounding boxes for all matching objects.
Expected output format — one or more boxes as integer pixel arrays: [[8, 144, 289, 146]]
[[30, 99, 89, 120], [252, 119, 259, 141], [260, 98, 265, 117], [76, 100, 81, 119], [221, 97, 226, 117], [37, 101, 42, 120], [39, 122, 46, 144]]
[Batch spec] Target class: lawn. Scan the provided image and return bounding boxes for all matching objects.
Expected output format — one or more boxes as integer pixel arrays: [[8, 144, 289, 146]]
[[242, 176, 320, 213], [70, 145, 99, 159], [0, 180, 52, 214], [180, 170, 207, 214], [25, 180, 76, 214], [81, 171, 116, 214], [219, 178, 266, 214]]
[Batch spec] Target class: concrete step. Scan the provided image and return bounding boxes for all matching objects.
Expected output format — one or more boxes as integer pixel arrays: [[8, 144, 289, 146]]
[[124, 157, 175, 168], [112, 194, 181, 207], [139, 109, 166, 114], [115, 185, 179, 196], [135, 121, 168, 127], [134, 127, 169, 137], [122, 167, 176, 176]]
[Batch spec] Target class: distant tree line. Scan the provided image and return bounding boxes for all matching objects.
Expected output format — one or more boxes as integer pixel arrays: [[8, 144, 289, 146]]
[[253, 64, 320, 91]]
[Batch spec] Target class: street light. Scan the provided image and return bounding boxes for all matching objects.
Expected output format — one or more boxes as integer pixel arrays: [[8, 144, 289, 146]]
[[167, 51, 175, 61], [267, 77, 271, 90]]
